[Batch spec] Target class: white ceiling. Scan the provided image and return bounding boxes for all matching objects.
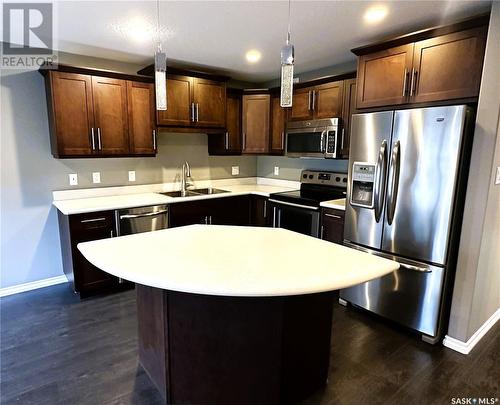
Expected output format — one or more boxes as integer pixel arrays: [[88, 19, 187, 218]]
[[51, 0, 491, 82]]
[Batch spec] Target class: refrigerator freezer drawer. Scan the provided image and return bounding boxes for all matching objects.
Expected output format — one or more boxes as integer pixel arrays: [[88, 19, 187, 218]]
[[340, 244, 445, 337]]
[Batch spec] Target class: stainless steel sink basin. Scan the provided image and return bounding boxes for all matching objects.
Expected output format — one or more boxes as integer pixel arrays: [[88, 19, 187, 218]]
[[159, 188, 229, 198], [191, 188, 229, 195]]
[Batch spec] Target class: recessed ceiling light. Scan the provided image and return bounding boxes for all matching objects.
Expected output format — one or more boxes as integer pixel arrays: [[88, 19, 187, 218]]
[[246, 49, 262, 63], [364, 5, 388, 24]]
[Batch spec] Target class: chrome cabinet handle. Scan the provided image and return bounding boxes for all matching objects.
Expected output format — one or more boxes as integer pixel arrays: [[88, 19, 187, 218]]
[[153, 129, 157, 151], [412, 69, 418, 95], [386, 140, 401, 226], [242, 132, 246, 150], [209, 215, 212, 225], [263, 200, 267, 218], [80, 217, 106, 223], [402, 68, 408, 97], [272, 206, 277, 227], [120, 209, 168, 219], [196, 103, 199, 122], [191, 103, 195, 122], [312, 90, 316, 111], [204, 216, 208, 225], [320, 225, 324, 239], [409, 68, 418, 97], [341, 128, 345, 151], [281, 131, 285, 150], [110, 230, 113, 238], [374, 140, 388, 223], [324, 213, 342, 219], [225, 131, 229, 150], [308, 91, 312, 111], [91, 128, 96, 151], [97, 128, 102, 150]]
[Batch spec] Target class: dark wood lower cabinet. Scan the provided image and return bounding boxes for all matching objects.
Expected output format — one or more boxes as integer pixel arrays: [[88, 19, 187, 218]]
[[169, 196, 251, 228], [58, 210, 129, 298], [250, 195, 269, 227], [320, 208, 345, 244]]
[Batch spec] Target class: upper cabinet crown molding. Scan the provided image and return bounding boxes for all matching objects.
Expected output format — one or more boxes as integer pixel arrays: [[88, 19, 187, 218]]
[[136, 64, 231, 83], [39, 63, 153, 83]]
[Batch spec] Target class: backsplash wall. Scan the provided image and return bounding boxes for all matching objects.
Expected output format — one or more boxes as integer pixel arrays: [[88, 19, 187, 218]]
[[257, 156, 348, 180]]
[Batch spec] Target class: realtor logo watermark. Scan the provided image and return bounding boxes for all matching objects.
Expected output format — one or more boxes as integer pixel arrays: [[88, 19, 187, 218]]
[[1, 2, 57, 69]]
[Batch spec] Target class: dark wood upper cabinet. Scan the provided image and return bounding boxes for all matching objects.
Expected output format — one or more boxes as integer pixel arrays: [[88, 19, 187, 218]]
[[92, 76, 129, 155], [341, 78, 357, 158], [43, 67, 157, 158], [127, 81, 156, 155], [411, 26, 487, 103], [208, 89, 242, 155], [156, 75, 193, 127], [269, 95, 286, 155], [354, 18, 488, 109], [193, 78, 226, 127], [290, 88, 314, 121], [315, 81, 344, 119], [356, 44, 414, 109], [242, 94, 270, 154], [47, 71, 95, 157]]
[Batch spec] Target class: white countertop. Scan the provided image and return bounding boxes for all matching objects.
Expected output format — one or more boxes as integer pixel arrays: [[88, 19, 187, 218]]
[[320, 198, 346, 211], [53, 182, 297, 215], [78, 225, 399, 297]]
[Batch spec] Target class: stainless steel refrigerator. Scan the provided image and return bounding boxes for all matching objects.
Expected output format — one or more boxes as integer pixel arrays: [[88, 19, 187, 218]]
[[341, 105, 474, 344]]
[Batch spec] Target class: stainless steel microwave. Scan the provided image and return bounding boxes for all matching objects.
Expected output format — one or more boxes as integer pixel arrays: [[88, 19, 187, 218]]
[[285, 118, 339, 158]]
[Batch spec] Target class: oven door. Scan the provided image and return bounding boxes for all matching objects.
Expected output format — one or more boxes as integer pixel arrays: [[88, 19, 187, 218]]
[[286, 128, 326, 158], [268, 199, 320, 237]]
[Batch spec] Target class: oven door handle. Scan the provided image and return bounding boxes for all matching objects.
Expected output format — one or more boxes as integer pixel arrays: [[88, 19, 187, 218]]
[[268, 199, 319, 211]]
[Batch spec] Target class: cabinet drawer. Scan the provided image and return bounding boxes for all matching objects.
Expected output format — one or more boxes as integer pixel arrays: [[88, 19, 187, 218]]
[[70, 211, 115, 232]]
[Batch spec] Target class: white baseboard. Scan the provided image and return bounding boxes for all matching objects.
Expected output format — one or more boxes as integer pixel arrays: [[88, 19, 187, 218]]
[[0, 275, 68, 298], [443, 308, 500, 354]]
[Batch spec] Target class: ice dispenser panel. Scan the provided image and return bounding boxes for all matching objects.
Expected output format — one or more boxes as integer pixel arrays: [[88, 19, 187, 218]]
[[351, 163, 376, 208]]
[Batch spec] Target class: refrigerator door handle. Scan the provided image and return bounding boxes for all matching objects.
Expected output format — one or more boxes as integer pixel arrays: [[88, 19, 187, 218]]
[[386, 140, 401, 225], [374, 140, 388, 222]]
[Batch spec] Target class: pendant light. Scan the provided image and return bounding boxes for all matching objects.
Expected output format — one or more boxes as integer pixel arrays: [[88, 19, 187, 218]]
[[154, 0, 167, 110], [280, 0, 294, 107]]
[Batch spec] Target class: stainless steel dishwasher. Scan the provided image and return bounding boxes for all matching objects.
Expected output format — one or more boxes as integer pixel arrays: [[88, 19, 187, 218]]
[[116, 204, 169, 236]]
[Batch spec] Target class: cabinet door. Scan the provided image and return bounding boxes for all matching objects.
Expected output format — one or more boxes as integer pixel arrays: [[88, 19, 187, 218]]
[[49, 71, 95, 156], [341, 78, 357, 158], [211, 196, 250, 226], [169, 200, 212, 228], [92, 76, 129, 155], [250, 195, 269, 227], [157, 75, 193, 127], [207, 91, 242, 155], [320, 209, 345, 244], [193, 78, 226, 127], [242, 94, 270, 154], [290, 88, 314, 121], [127, 81, 156, 155], [269, 95, 286, 155], [411, 26, 487, 103], [314, 81, 344, 119], [69, 211, 117, 295], [356, 44, 414, 108]]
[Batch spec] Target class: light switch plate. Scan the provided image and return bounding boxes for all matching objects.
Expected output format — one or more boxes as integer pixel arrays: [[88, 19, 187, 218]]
[[231, 166, 239, 176], [274, 166, 280, 176], [92, 172, 101, 184], [128, 170, 136, 182], [495, 166, 500, 185], [69, 174, 78, 186]]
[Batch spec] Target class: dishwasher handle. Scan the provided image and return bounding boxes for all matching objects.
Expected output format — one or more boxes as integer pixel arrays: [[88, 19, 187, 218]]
[[119, 209, 168, 220]]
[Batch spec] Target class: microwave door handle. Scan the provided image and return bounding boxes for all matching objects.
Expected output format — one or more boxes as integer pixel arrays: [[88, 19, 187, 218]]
[[374, 140, 388, 222], [320, 130, 326, 153], [385, 140, 401, 226]]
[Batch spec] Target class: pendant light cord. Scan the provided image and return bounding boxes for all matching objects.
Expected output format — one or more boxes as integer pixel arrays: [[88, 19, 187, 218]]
[[287, 0, 291, 44], [156, 0, 161, 51]]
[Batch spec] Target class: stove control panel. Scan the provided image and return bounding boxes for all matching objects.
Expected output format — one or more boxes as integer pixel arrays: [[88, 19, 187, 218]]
[[301, 170, 347, 188]]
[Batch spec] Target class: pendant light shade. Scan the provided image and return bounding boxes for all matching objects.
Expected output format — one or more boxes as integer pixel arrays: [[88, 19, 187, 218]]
[[280, 0, 294, 107], [154, 0, 167, 111]]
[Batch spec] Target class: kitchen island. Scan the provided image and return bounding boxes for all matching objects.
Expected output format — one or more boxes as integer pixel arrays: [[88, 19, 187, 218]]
[[78, 225, 399, 405]]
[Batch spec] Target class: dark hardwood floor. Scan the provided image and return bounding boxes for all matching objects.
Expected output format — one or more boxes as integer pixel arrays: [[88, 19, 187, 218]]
[[1, 284, 498, 405]]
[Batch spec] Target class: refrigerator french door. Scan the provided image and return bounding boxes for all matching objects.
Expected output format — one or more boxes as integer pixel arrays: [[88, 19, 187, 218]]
[[342, 105, 470, 342]]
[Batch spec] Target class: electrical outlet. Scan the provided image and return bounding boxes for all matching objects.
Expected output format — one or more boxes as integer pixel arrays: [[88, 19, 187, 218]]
[[92, 172, 101, 184], [495, 167, 500, 185], [69, 174, 78, 186], [274, 166, 280, 176], [128, 170, 136, 182], [231, 166, 239, 176]]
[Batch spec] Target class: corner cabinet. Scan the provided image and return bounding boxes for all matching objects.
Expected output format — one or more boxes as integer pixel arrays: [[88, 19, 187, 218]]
[[208, 89, 242, 155], [43, 68, 157, 158], [157, 75, 226, 129], [269, 94, 287, 155], [242, 94, 270, 154], [354, 23, 487, 109]]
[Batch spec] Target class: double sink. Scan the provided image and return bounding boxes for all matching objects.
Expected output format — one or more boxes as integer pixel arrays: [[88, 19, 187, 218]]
[[159, 188, 229, 198]]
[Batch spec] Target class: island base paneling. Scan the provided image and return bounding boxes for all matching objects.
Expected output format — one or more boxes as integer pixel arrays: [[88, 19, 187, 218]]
[[136, 284, 334, 405]]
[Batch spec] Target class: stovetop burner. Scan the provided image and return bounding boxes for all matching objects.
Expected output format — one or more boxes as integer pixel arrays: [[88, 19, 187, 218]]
[[270, 170, 347, 207]]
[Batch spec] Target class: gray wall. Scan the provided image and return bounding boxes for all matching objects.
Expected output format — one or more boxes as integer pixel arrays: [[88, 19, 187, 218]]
[[257, 156, 348, 180], [447, 4, 500, 342], [0, 55, 256, 289]]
